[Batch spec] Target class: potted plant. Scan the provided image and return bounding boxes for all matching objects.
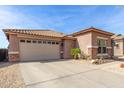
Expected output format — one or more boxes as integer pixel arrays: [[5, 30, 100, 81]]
[[71, 48, 81, 59]]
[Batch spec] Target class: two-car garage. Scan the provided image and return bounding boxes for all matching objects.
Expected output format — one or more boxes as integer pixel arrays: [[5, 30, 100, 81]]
[[19, 39, 60, 61], [3, 29, 66, 62]]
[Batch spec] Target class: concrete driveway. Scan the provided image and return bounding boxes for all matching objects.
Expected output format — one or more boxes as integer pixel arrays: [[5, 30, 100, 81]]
[[19, 60, 124, 88]]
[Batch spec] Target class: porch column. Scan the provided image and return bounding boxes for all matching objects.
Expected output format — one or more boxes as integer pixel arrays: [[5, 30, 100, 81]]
[[8, 34, 20, 62]]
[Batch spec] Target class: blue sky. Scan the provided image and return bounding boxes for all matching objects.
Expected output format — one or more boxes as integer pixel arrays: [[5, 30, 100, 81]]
[[0, 5, 124, 48]]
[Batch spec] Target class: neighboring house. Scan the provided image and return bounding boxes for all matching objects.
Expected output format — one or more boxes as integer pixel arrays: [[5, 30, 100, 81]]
[[112, 34, 124, 57], [3, 27, 116, 62]]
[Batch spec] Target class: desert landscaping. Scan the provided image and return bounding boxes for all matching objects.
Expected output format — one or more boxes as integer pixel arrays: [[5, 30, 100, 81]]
[[1, 59, 124, 88], [0, 62, 25, 88]]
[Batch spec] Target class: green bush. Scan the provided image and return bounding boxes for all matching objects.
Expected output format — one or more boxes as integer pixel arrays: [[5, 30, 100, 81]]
[[71, 48, 81, 59]]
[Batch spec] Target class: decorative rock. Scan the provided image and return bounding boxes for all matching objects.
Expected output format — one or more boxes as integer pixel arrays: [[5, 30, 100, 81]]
[[91, 59, 98, 64], [120, 63, 124, 68], [0, 63, 25, 88]]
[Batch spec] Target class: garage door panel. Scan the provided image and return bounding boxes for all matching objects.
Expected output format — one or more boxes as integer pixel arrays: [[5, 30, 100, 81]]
[[20, 42, 60, 61]]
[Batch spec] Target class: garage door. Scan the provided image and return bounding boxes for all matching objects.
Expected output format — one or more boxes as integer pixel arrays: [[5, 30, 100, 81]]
[[19, 39, 60, 61]]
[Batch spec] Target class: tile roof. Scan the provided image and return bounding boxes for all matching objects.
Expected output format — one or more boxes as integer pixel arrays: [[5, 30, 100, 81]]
[[111, 34, 123, 39], [72, 27, 114, 36], [112, 35, 124, 40], [3, 29, 65, 38]]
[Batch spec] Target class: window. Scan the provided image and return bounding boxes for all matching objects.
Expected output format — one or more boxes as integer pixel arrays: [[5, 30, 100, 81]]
[[27, 40, 31, 43], [98, 47, 101, 53], [103, 47, 107, 53], [38, 41, 42, 44], [20, 40, 25, 43], [32, 40, 37, 43], [48, 41, 51, 44], [52, 42, 55, 44], [97, 39, 107, 54], [56, 42, 59, 45]]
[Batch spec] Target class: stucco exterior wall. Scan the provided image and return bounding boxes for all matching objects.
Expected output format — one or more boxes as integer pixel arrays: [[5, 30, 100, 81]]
[[9, 34, 19, 52], [75, 31, 112, 59], [113, 39, 124, 56], [63, 40, 75, 59], [88, 48, 98, 59], [75, 32, 92, 55], [8, 34, 20, 62]]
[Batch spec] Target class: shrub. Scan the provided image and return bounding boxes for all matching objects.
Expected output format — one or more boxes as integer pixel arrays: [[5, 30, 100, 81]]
[[71, 48, 81, 59], [81, 51, 91, 60]]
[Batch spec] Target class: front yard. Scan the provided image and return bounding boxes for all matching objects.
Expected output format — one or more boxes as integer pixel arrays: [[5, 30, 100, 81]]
[[0, 59, 124, 88], [102, 62, 124, 76], [20, 59, 124, 88], [0, 62, 25, 88]]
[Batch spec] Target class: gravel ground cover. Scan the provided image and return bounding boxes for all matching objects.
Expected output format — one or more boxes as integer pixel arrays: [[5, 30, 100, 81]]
[[0, 62, 25, 88], [101, 62, 124, 76]]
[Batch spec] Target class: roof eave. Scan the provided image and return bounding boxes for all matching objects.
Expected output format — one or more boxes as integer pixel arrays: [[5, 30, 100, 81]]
[[2, 29, 65, 39], [72, 28, 114, 36]]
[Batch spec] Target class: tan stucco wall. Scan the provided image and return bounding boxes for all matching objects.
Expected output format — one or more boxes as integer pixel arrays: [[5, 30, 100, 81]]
[[75, 31, 112, 59], [75, 32, 92, 55], [8, 34, 20, 62], [107, 48, 112, 57], [113, 39, 124, 56], [9, 34, 19, 52], [63, 40, 75, 59], [88, 48, 97, 59]]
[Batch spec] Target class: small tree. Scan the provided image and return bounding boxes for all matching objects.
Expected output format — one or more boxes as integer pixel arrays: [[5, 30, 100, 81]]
[[71, 48, 81, 59]]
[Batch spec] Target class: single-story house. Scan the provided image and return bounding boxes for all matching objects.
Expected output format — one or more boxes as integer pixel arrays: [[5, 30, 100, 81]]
[[3, 27, 121, 62]]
